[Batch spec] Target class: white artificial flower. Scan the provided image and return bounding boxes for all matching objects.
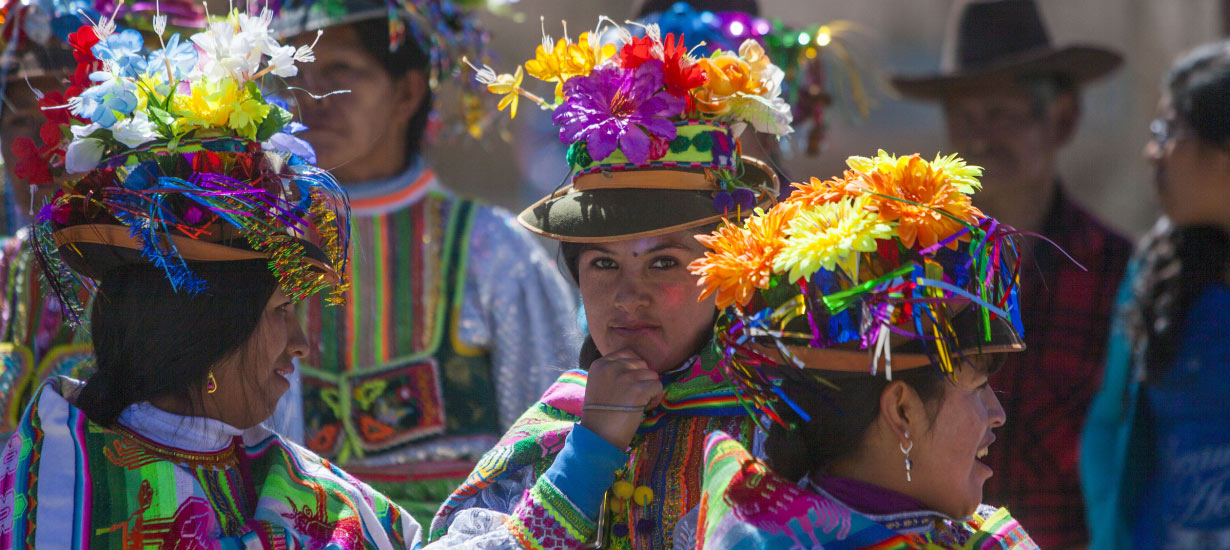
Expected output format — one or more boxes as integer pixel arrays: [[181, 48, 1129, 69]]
[[111, 111, 159, 148], [267, 45, 298, 78], [192, 19, 261, 80], [70, 122, 103, 139], [728, 94, 794, 137], [237, 9, 279, 57], [66, 138, 106, 173]]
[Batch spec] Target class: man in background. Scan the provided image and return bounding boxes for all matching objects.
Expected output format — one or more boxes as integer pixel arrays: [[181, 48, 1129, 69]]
[[892, 1, 1132, 547]]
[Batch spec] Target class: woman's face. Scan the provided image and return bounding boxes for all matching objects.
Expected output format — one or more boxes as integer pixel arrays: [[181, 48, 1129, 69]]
[[1144, 95, 1230, 225], [207, 288, 308, 428], [291, 24, 423, 182], [907, 363, 1005, 519], [577, 228, 716, 373]]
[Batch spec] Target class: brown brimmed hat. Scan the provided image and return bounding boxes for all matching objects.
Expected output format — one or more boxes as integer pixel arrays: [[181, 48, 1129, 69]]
[[891, 0, 1122, 99]]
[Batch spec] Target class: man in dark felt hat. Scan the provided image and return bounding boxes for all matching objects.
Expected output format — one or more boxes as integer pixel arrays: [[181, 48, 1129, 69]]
[[892, 1, 1132, 547]]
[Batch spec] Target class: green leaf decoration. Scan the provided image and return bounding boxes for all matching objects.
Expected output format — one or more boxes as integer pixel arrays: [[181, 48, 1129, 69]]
[[255, 104, 293, 142]]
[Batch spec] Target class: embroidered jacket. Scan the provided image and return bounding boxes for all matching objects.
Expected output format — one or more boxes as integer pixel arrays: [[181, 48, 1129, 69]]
[[695, 431, 1039, 550], [428, 354, 757, 550], [0, 378, 420, 549]]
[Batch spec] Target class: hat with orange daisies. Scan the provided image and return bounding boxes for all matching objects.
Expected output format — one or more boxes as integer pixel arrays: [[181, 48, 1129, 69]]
[[688, 150, 1031, 426]]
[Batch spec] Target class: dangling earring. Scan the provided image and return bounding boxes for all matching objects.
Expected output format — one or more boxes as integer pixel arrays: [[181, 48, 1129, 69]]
[[206, 371, 218, 394], [900, 431, 914, 482]]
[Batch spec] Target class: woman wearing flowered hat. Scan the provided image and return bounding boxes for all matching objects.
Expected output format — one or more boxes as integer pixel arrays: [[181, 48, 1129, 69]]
[[0, 10, 420, 547], [684, 152, 1040, 548], [425, 17, 790, 550], [0, 0, 205, 439], [266, 0, 579, 523]]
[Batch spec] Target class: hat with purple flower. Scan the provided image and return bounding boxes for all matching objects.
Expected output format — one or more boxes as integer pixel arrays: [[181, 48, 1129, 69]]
[[469, 16, 791, 242]]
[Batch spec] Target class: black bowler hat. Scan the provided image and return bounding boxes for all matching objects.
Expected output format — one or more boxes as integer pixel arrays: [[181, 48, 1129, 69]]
[[892, 0, 1122, 99]]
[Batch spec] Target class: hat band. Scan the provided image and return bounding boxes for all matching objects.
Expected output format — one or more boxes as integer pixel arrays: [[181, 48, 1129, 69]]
[[568, 120, 739, 183], [572, 167, 718, 193]]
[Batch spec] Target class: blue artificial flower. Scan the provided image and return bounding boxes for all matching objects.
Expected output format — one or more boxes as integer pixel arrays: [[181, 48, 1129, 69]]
[[146, 33, 198, 83], [92, 29, 147, 78], [71, 71, 138, 127]]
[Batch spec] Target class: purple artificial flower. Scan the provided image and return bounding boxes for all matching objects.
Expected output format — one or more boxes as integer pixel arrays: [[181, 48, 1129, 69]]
[[552, 60, 685, 164]]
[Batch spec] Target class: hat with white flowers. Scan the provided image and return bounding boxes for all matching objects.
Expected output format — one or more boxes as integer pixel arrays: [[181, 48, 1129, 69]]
[[17, 7, 350, 326]]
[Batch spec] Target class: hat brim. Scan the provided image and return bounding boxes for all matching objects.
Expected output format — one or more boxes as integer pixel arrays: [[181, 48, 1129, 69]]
[[891, 45, 1122, 100], [517, 157, 780, 243], [759, 309, 1025, 374], [53, 224, 341, 284]]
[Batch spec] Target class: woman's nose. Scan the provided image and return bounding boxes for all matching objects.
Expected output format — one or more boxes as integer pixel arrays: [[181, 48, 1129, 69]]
[[612, 275, 652, 312], [984, 386, 1007, 428], [286, 316, 310, 359]]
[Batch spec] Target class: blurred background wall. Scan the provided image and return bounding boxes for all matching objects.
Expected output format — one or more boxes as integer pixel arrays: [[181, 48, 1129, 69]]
[[429, 0, 1228, 238]]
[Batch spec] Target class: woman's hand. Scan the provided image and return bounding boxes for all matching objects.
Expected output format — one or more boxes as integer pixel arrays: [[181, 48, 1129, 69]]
[[579, 348, 664, 450]]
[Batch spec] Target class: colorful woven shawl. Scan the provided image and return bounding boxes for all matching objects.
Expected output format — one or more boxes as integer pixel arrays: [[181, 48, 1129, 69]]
[[696, 431, 1039, 550], [0, 378, 420, 549], [430, 349, 751, 543]]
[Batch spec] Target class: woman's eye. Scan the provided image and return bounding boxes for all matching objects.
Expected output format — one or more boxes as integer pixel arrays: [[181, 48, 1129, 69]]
[[590, 257, 617, 270], [649, 256, 680, 269]]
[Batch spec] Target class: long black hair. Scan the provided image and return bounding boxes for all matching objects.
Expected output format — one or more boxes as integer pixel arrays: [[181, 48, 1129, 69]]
[[351, 17, 433, 163], [764, 354, 1005, 482], [74, 261, 278, 427], [1127, 41, 1230, 379]]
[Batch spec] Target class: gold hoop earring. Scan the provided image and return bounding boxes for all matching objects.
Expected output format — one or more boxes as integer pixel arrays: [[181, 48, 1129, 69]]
[[206, 371, 218, 394]]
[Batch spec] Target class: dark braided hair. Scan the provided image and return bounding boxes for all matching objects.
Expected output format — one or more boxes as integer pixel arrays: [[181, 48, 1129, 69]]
[[1126, 222, 1230, 380], [1125, 41, 1230, 379]]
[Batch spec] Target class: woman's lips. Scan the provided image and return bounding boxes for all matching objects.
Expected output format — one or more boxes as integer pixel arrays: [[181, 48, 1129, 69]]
[[609, 322, 660, 336]]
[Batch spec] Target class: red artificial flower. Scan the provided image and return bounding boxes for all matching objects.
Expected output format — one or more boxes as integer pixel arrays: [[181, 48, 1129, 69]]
[[619, 35, 657, 69], [38, 91, 70, 125], [68, 26, 102, 88], [662, 33, 707, 98], [11, 137, 53, 186], [39, 120, 61, 146], [67, 25, 100, 63]]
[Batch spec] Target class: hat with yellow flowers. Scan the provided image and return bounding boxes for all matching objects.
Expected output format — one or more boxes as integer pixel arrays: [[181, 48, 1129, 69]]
[[18, 8, 350, 326], [688, 150, 1030, 426], [471, 18, 793, 242]]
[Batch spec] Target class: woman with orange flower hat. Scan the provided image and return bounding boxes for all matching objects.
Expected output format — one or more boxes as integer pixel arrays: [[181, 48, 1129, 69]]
[[424, 15, 793, 550], [680, 151, 1041, 549]]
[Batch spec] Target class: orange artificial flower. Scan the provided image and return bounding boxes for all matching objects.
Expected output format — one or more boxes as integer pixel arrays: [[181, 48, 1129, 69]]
[[785, 173, 862, 207], [850, 154, 984, 250], [693, 55, 766, 114], [690, 202, 801, 309]]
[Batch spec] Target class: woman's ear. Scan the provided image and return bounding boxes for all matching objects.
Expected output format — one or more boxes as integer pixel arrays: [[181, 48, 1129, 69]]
[[392, 68, 429, 127], [878, 380, 926, 445]]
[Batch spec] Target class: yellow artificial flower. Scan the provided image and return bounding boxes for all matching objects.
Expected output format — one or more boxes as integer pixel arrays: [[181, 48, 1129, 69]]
[[929, 151, 983, 194], [690, 202, 799, 310], [488, 65, 524, 119], [525, 30, 614, 100], [772, 195, 896, 283], [563, 32, 615, 80], [170, 78, 239, 135], [228, 91, 271, 139]]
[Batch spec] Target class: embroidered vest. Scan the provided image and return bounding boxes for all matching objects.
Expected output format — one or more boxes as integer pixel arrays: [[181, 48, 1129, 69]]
[[0, 234, 93, 434], [300, 192, 498, 473]]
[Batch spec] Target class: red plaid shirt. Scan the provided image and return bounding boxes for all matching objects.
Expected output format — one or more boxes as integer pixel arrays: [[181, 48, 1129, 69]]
[[983, 187, 1132, 549]]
